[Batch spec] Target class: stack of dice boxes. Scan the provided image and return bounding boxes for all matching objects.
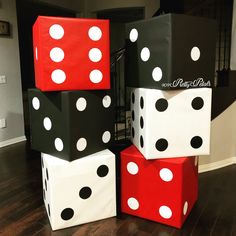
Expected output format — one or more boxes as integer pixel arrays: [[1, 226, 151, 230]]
[[121, 14, 217, 228], [28, 16, 116, 230]]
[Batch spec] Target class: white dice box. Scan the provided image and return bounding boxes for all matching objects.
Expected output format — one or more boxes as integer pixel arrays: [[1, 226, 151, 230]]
[[131, 87, 212, 159], [41, 149, 116, 230]]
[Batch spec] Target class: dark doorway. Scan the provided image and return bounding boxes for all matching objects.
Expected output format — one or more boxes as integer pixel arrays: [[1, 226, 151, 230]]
[[16, 0, 76, 138]]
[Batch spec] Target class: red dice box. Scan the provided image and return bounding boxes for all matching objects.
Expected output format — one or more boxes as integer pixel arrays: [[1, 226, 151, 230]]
[[33, 16, 110, 91], [121, 145, 198, 228]]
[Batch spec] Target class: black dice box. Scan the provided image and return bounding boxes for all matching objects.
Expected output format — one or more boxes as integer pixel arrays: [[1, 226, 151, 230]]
[[125, 14, 217, 90], [28, 89, 114, 161]]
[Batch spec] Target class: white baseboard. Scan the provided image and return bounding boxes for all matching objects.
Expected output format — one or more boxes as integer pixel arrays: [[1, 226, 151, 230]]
[[0, 136, 27, 148], [199, 156, 236, 173]]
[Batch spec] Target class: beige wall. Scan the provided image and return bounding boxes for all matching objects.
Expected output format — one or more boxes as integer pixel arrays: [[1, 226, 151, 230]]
[[0, 0, 25, 146], [36, 0, 160, 18], [38, 0, 84, 12], [84, 0, 160, 18], [199, 102, 236, 172]]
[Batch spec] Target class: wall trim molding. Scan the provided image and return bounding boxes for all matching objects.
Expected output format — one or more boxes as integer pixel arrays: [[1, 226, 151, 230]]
[[0, 136, 26, 148], [199, 156, 236, 173]]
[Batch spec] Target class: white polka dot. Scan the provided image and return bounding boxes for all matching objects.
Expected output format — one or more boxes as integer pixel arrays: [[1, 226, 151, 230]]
[[195, 156, 198, 166], [89, 69, 103, 83], [127, 197, 139, 210], [49, 24, 64, 40], [43, 117, 52, 131], [129, 28, 138, 42], [152, 67, 162, 81], [159, 206, 172, 219], [76, 97, 87, 111], [183, 201, 188, 215], [32, 97, 40, 110], [89, 48, 102, 62], [35, 47, 38, 60], [127, 162, 139, 175], [140, 47, 150, 62], [102, 131, 111, 143], [191, 46, 200, 61], [54, 138, 64, 151], [50, 47, 64, 62], [88, 26, 102, 41], [76, 138, 87, 151], [159, 168, 173, 182], [102, 95, 111, 108], [51, 69, 66, 84]]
